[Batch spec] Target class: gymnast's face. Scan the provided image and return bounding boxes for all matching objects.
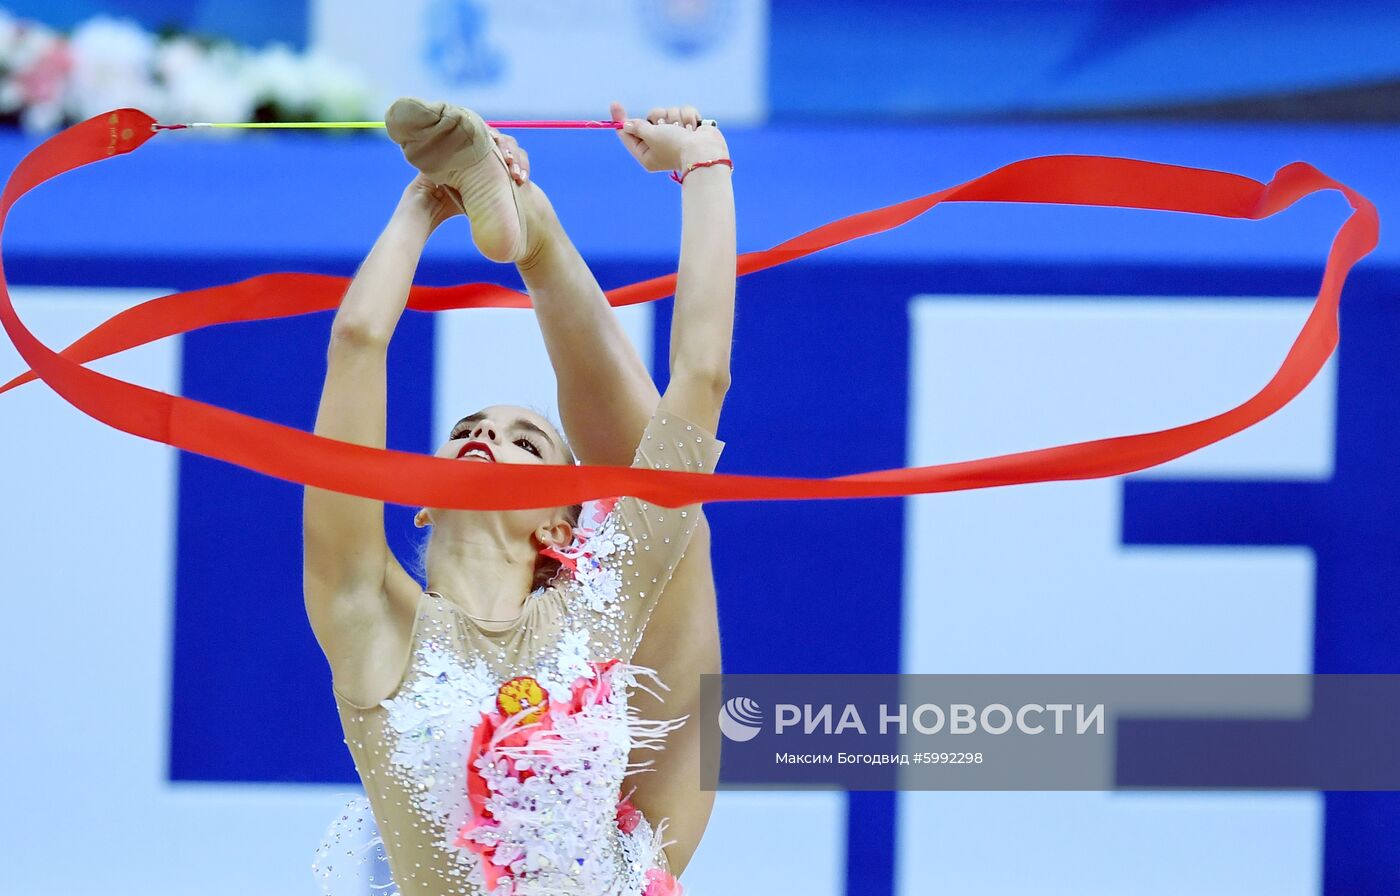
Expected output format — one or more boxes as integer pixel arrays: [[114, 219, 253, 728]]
[[437, 405, 569, 467], [420, 405, 575, 547]]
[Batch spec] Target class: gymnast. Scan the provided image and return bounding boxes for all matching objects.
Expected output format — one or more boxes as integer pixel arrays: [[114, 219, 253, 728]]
[[303, 97, 734, 895]]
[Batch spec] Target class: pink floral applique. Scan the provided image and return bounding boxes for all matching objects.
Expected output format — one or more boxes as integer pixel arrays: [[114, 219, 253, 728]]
[[644, 867, 684, 896], [538, 497, 622, 575], [615, 796, 642, 834], [455, 658, 627, 890]]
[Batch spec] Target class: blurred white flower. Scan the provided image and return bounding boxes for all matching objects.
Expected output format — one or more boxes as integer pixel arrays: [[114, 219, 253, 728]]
[[0, 12, 372, 132], [160, 40, 254, 124], [65, 16, 161, 122], [69, 16, 153, 73], [243, 43, 312, 112], [301, 51, 374, 121], [154, 36, 203, 85], [0, 18, 64, 117], [21, 99, 63, 132], [3, 30, 70, 121]]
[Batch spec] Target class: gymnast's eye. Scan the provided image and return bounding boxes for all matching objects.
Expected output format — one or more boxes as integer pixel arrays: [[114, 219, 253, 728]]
[[515, 437, 542, 458]]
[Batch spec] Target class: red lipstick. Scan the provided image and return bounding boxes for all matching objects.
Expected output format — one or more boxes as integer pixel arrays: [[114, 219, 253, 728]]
[[457, 440, 496, 462]]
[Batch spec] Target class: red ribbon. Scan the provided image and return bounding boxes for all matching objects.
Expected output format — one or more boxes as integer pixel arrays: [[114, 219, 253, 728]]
[[0, 109, 1381, 509]]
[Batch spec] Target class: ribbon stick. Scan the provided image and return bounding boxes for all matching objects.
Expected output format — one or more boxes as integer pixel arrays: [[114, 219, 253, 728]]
[[0, 108, 1382, 510], [150, 118, 713, 132]]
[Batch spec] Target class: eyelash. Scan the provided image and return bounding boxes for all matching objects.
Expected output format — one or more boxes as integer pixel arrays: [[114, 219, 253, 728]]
[[450, 428, 542, 458]]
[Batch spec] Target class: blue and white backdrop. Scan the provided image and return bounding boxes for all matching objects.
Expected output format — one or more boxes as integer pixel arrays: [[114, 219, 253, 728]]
[[1, 121, 1396, 895], [310, 0, 767, 123]]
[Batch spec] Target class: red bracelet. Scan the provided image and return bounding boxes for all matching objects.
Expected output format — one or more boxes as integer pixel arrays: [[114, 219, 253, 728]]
[[670, 157, 733, 184]]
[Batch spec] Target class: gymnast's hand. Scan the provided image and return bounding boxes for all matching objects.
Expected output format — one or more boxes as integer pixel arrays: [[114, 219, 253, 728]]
[[610, 101, 729, 173], [487, 127, 530, 186], [396, 173, 464, 234]]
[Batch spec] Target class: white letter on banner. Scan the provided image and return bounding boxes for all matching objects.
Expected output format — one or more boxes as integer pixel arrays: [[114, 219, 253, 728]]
[[1078, 704, 1105, 735], [836, 704, 867, 735], [881, 704, 908, 735], [913, 704, 945, 734], [981, 704, 1013, 735], [776, 704, 800, 734]]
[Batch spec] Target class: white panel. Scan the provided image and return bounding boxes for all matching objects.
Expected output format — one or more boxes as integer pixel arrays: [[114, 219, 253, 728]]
[[899, 792, 1319, 896], [913, 298, 1334, 480], [1, 289, 352, 896], [897, 297, 1327, 896], [434, 302, 653, 447], [682, 792, 846, 895], [312, 0, 768, 123]]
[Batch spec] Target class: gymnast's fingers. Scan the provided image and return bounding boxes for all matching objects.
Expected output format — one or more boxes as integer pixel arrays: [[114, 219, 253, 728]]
[[494, 132, 524, 182], [611, 102, 639, 149], [647, 107, 666, 125], [681, 105, 700, 130], [613, 103, 651, 164]]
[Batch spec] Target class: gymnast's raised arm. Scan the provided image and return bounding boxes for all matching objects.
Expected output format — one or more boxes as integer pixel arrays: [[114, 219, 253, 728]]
[[617, 114, 735, 431], [302, 175, 457, 695]]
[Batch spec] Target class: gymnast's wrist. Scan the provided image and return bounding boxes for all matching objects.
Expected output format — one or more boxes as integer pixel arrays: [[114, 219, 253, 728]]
[[679, 133, 730, 170], [675, 137, 733, 186]]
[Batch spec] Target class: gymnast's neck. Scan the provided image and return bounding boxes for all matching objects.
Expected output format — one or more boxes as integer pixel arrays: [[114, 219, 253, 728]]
[[423, 516, 538, 620]]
